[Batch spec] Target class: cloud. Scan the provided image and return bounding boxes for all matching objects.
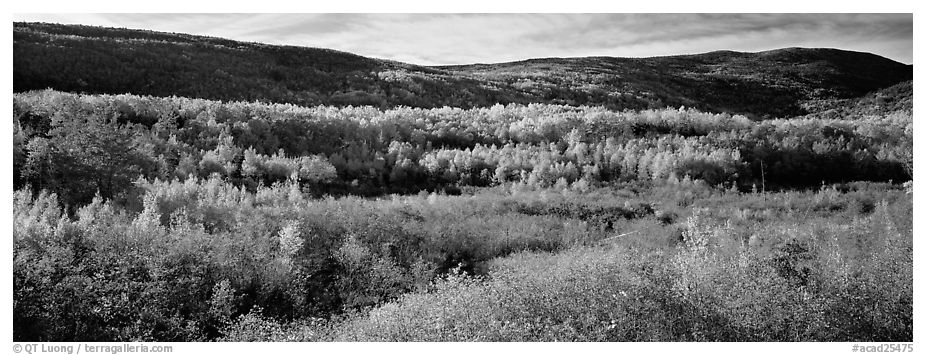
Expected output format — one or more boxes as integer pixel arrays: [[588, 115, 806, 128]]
[[12, 13, 912, 65]]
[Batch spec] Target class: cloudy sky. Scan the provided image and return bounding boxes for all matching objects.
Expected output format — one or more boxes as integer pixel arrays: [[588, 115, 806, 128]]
[[13, 13, 913, 65]]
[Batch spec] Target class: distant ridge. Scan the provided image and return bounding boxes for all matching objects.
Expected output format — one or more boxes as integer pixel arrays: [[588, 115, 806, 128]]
[[14, 22, 913, 119]]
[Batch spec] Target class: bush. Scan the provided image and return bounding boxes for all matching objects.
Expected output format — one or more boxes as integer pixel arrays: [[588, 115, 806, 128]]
[[14, 178, 911, 341], [324, 195, 911, 341]]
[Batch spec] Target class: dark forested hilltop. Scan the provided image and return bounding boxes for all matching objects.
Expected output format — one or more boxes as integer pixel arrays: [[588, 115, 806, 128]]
[[14, 22, 912, 119], [443, 48, 913, 119], [13, 22, 536, 108]]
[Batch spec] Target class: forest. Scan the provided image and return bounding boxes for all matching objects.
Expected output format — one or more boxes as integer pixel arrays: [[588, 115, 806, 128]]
[[11, 21, 914, 343], [14, 22, 912, 118], [12, 88, 913, 341]]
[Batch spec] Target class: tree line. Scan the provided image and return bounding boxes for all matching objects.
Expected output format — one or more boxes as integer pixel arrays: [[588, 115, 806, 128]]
[[14, 90, 912, 209]]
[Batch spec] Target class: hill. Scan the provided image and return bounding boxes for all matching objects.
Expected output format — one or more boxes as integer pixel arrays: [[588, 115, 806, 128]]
[[13, 22, 528, 108], [14, 22, 913, 119], [442, 49, 913, 119]]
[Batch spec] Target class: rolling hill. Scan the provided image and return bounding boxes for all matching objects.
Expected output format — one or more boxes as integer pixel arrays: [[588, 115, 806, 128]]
[[14, 22, 913, 119]]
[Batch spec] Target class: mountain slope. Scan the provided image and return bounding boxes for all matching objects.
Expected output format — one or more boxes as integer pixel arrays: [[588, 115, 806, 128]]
[[14, 22, 523, 108], [14, 22, 913, 119], [440, 48, 912, 119], [797, 80, 912, 120]]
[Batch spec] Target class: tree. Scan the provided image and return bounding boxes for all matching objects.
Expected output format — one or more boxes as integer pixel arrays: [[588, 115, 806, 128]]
[[23, 114, 153, 207], [13, 122, 27, 188]]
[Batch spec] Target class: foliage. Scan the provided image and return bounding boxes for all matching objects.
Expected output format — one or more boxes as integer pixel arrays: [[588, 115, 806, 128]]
[[11, 24, 914, 342], [15, 23, 911, 118], [14, 179, 912, 341], [15, 90, 912, 210], [325, 193, 912, 341]]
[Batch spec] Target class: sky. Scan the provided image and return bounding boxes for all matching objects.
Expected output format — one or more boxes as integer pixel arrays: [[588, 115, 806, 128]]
[[12, 13, 913, 65]]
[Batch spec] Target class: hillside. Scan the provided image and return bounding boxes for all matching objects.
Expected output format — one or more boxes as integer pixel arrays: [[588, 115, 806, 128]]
[[14, 22, 529, 108], [442, 49, 913, 119], [14, 22, 913, 119], [798, 80, 913, 120]]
